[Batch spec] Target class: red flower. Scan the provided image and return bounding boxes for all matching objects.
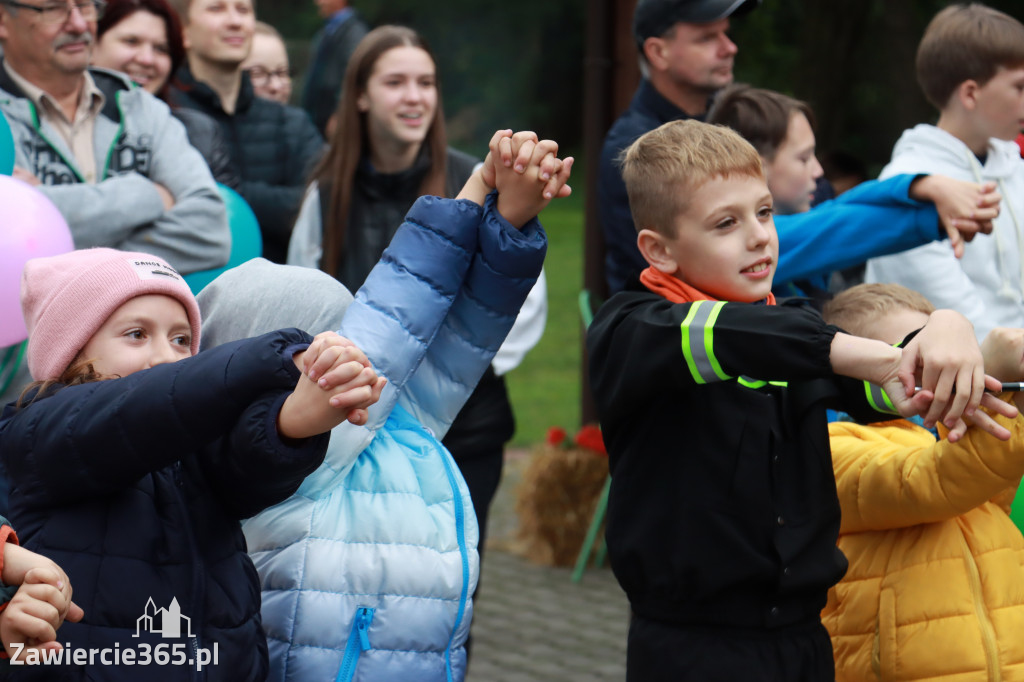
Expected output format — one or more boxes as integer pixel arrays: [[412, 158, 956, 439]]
[[546, 426, 568, 447], [573, 424, 607, 456]]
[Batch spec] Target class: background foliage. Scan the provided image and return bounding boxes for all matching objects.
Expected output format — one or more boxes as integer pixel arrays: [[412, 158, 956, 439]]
[[259, 0, 1022, 169], [256, 0, 585, 158]]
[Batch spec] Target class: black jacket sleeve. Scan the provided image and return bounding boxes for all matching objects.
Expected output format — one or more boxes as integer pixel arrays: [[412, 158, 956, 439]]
[[588, 295, 839, 413], [589, 293, 909, 424], [202, 391, 328, 520]]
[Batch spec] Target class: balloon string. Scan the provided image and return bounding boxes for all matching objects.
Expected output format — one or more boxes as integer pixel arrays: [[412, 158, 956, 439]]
[[0, 341, 27, 398]]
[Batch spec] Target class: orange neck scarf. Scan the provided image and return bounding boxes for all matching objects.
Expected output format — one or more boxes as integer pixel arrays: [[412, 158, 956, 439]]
[[639, 266, 776, 306]]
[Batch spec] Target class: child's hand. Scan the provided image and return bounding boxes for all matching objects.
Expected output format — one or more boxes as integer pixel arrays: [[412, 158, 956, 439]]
[[478, 128, 513, 191], [878, 357, 1014, 443], [494, 131, 573, 199], [897, 310, 985, 429], [0, 566, 84, 661], [2, 544, 70, 594], [894, 309, 1018, 440], [303, 332, 387, 427], [490, 131, 573, 228], [300, 332, 370, 386], [981, 327, 1024, 382], [279, 333, 386, 438], [909, 175, 1000, 257], [980, 327, 1024, 415]]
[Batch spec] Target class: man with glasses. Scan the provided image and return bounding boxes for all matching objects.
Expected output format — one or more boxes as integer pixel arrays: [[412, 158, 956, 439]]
[[167, 0, 323, 264], [0, 0, 230, 275]]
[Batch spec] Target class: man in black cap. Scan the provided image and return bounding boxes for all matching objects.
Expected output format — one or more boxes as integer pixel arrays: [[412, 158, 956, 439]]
[[597, 0, 760, 295]]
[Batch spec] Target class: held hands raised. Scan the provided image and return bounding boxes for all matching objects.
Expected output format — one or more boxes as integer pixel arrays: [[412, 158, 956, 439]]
[[278, 332, 386, 439], [475, 129, 574, 228]]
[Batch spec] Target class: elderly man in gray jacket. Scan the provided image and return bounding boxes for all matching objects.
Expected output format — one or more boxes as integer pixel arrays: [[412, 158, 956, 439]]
[[0, 0, 229, 276]]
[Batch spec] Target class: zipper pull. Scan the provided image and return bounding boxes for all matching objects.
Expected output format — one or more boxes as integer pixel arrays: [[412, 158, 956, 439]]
[[356, 608, 372, 651]]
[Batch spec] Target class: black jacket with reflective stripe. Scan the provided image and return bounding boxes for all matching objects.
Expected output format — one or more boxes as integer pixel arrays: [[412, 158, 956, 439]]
[[588, 286, 889, 631]]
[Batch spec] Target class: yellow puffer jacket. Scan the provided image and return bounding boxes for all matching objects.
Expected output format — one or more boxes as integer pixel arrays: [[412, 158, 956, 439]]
[[823, 412, 1024, 682]]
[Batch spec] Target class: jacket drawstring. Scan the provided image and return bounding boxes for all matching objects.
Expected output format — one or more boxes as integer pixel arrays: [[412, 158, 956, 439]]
[[966, 149, 1023, 301]]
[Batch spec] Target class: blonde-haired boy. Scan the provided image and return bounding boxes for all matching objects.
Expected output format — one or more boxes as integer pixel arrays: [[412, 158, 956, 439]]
[[866, 3, 1024, 341], [821, 283, 1024, 680], [587, 119, 1015, 680]]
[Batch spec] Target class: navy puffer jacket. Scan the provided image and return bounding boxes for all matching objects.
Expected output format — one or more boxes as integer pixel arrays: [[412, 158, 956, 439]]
[[0, 328, 328, 681]]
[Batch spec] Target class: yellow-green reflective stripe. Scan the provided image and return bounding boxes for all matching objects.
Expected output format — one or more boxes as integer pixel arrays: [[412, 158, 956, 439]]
[[680, 301, 732, 384], [703, 302, 731, 382], [737, 377, 789, 389], [680, 305, 703, 383], [864, 381, 899, 414]]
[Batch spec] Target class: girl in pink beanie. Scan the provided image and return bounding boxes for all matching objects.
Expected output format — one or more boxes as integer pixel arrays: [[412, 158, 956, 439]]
[[0, 247, 384, 681]]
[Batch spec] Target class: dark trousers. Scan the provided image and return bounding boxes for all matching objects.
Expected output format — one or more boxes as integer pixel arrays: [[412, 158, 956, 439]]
[[455, 446, 505, 559], [627, 615, 835, 682]]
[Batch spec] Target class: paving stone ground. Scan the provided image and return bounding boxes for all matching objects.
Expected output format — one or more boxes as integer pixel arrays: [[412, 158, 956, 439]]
[[467, 449, 629, 682]]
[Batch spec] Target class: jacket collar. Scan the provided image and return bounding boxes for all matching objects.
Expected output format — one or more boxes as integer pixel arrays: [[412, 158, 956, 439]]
[[173, 63, 255, 115], [633, 78, 708, 124], [0, 60, 129, 123]]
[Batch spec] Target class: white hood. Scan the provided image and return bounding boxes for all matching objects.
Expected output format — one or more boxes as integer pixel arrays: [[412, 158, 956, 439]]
[[883, 124, 1022, 182], [867, 124, 1024, 341]]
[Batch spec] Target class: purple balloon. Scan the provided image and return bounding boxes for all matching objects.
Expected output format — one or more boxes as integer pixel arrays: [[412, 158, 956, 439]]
[[0, 177, 74, 345]]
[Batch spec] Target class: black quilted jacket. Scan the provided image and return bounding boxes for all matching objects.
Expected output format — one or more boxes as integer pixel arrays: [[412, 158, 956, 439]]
[[169, 68, 324, 264]]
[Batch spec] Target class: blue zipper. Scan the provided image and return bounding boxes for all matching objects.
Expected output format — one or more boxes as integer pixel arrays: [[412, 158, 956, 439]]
[[438, 450, 470, 682], [334, 606, 374, 682]]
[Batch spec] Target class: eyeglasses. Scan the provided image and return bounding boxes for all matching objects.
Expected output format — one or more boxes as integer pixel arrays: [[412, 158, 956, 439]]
[[245, 67, 292, 87], [0, 0, 106, 25]]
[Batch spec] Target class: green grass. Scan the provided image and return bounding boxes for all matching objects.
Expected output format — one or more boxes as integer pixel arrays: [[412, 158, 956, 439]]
[[505, 189, 585, 447]]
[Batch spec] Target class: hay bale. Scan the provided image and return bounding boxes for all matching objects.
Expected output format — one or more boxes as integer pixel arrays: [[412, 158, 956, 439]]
[[514, 444, 609, 567]]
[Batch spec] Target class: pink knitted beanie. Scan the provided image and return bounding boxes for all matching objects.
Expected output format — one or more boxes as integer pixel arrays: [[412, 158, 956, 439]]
[[21, 248, 202, 380]]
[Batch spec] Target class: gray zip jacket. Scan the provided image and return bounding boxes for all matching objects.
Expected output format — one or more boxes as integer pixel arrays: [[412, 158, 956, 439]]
[[0, 64, 229, 274]]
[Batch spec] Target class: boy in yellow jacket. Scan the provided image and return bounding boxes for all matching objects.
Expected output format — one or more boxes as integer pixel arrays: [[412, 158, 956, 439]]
[[822, 283, 1024, 681]]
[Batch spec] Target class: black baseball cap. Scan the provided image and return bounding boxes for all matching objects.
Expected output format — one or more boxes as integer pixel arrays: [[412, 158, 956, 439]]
[[634, 0, 761, 49]]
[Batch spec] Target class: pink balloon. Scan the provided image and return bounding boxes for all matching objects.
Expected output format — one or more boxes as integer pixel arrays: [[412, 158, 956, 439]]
[[0, 176, 74, 345]]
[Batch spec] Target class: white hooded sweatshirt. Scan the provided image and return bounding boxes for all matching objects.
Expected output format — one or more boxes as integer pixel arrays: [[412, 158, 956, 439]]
[[865, 124, 1024, 341]]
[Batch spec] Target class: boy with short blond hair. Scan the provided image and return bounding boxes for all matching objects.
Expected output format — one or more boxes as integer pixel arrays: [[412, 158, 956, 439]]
[[821, 283, 1024, 680], [619, 117, 764, 236], [821, 282, 935, 342], [587, 119, 1016, 681], [866, 3, 1024, 341]]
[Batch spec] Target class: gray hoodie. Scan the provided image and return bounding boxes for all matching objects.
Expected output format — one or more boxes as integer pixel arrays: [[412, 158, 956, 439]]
[[0, 65, 229, 274]]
